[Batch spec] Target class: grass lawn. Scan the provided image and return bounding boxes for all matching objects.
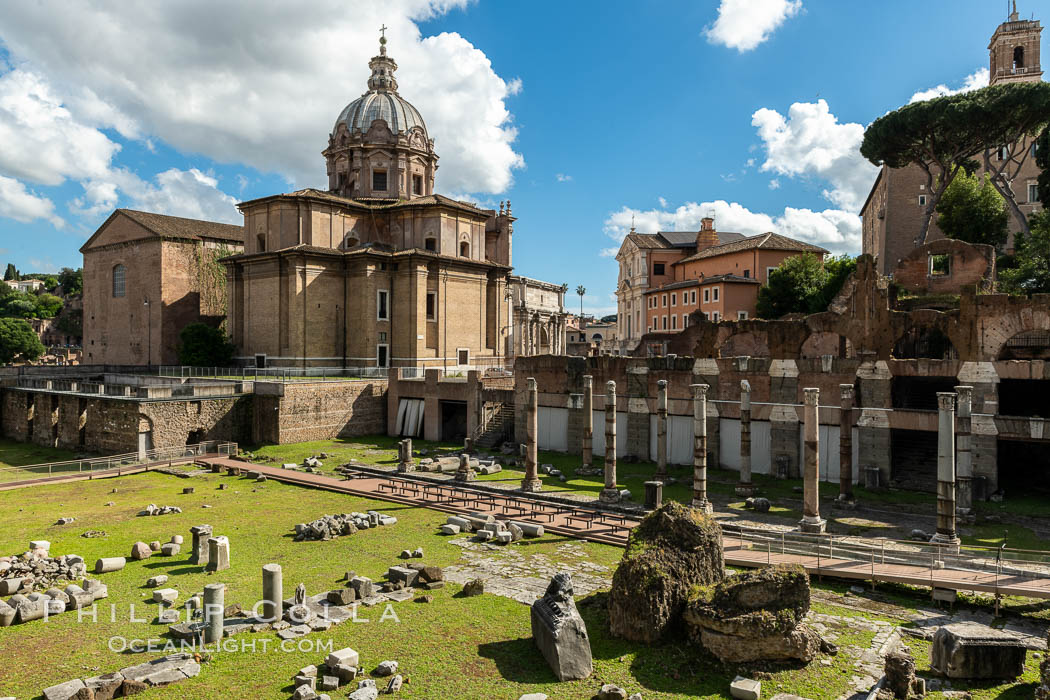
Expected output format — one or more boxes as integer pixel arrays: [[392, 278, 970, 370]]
[[1, 447, 1047, 698], [0, 437, 83, 483]]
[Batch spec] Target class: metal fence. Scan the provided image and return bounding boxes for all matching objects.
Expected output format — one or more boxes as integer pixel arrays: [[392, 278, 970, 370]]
[[0, 441, 238, 480], [158, 366, 389, 381]]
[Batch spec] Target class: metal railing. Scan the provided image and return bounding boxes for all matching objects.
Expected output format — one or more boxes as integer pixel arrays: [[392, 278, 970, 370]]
[[158, 366, 389, 381], [0, 441, 238, 480]]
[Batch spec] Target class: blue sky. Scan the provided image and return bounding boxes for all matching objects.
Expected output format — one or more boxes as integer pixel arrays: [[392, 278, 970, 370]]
[[0, 1, 1029, 316]]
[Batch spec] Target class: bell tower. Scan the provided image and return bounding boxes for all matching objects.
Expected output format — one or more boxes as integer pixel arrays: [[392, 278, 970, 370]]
[[989, 1, 1042, 85]]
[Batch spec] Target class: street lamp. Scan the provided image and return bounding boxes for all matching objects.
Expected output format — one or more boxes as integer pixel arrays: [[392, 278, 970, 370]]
[[143, 296, 151, 369]]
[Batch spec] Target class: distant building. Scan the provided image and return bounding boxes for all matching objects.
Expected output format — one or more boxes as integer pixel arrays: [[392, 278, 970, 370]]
[[861, 5, 1043, 275], [506, 275, 567, 361], [6, 279, 44, 293], [565, 315, 618, 356], [81, 209, 245, 366]]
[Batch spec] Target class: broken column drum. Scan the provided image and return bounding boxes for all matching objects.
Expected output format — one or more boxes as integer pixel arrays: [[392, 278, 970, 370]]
[[691, 383, 713, 513], [839, 384, 854, 500], [521, 377, 542, 492], [581, 375, 594, 468], [736, 380, 755, 496], [600, 380, 619, 503], [203, 583, 224, 644], [932, 392, 961, 548], [800, 388, 826, 533], [262, 563, 282, 622], [655, 379, 668, 481]]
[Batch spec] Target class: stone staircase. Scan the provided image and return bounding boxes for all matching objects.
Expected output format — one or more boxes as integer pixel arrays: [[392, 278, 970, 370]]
[[475, 404, 515, 450]]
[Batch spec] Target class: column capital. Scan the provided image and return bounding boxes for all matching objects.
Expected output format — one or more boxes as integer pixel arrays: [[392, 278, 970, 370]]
[[955, 385, 972, 416], [936, 392, 956, 411], [804, 387, 819, 405], [582, 374, 593, 387], [739, 379, 751, 394], [526, 376, 537, 391], [839, 383, 854, 400], [657, 379, 668, 389], [606, 380, 616, 391], [690, 383, 709, 397]]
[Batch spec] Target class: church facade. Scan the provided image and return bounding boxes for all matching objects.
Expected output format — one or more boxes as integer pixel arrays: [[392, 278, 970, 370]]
[[223, 35, 514, 369]]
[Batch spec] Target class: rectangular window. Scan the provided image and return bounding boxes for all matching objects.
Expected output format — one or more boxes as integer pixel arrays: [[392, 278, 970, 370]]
[[653, 262, 665, 276], [712, 311, 720, 322], [662, 315, 667, 330], [424, 237, 436, 251], [378, 331, 387, 343], [690, 290, 696, 304], [412, 174, 423, 195], [929, 254, 950, 277], [662, 294, 668, 307], [372, 169, 387, 191], [918, 194, 927, 206], [671, 293, 677, 307], [426, 292, 437, 321], [712, 286, 719, 302], [671, 315, 677, 330], [743, 269, 750, 278], [1029, 182, 1040, 203], [703, 288, 710, 303], [112, 266, 126, 298], [767, 267, 776, 279], [377, 344, 389, 368], [377, 290, 389, 320], [457, 348, 470, 366], [682, 314, 688, 328], [738, 310, 748, 320]]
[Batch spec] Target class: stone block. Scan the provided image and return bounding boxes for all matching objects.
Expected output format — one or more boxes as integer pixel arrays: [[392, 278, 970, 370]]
[[84, 672, 125, 700], [730, 676, 761, 700], [205, 535, 230, 572], [387, 566, 419, 587], [153, 588, 178, 604], [326, 647, 360, 669], [130, 542, 152, 560], [530, 573, 592, 681], [161, 543, 181, 556], [41, 679, 86, 700], [930, 622, 1027, 679], [440, 524, 461, 535], [327, 588, 356, 606]]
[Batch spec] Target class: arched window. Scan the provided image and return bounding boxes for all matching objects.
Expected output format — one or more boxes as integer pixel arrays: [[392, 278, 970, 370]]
[[256, 233, 266, 252], [112, 265, 126, 298], [459, 241, 469, 257], [1014, 46, 1025, 69]]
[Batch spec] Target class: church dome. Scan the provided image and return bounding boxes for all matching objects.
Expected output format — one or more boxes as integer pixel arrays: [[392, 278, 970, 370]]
[[334, 91, 427, 137]]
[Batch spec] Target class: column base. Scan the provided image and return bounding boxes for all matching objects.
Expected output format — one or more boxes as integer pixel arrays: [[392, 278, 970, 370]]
[[455, 470, 477, 482], [929, 533, 961, 553], [799, 516, 826, 534], [599, 488, 622, 503], [520, 478, 542, 492], [397, 464, 416, 473], [735, 483, 757, 497], [691, 498, 713, 514]]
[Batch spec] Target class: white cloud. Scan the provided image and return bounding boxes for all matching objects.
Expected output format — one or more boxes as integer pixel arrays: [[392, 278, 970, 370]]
[[768, 178, 780, 190], [0, 175, 64, 227], [909, 67, 989, 103], [0, 1, 525, 193], [657, 196, 668, 208], [555, 173, 573, 182], [705, 0, 802, 52], [123, 168, 241, 223], [751, 99, 878, 212], [603, 199, 860, 256]]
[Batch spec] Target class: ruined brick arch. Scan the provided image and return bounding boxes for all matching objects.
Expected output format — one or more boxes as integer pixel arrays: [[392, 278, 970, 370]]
[[988, 307, 1050, 359], [137, 415, 153, 433], [891, 324, 958, 360], [718, 330, 770, 358], [800, 331, 855, 359]]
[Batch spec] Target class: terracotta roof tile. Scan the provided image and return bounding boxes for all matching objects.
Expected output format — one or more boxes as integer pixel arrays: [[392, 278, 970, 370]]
[[674, 232, 827, 264], [118, 209, 244, 243]]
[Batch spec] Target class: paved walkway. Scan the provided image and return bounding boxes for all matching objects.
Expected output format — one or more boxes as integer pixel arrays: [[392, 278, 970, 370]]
[[0, 454, 221, 491]]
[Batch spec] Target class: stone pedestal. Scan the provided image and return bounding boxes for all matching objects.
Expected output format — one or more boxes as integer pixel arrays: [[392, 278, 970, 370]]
[[397, 438, 414, 473], [736, 380, 756, 496], [189, 525, 212, 566], [203, 583, 224, 644], [530, 573, 593, 681], [262, 563, 282, 622], [521, 377, 541, 491], [644, 481, 663, 510], [691, 383, 713, 513], [800, 388, 826, 534], [955, 386, 973, 519], [839, 384, 854, 501], [581, 375, 593, 469], [655, 380, 668, 482], [455, 454, 476, 482], [599, 380, 620, 503], [206, 536, 230, 573], [932, 392, 961, 548]]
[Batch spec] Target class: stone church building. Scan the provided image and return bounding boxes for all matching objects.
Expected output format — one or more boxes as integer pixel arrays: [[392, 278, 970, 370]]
[[862, 4, 1044, 275], [223, 35, 516, 369]]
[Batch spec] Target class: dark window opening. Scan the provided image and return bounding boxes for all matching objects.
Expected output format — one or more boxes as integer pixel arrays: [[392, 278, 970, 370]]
[[187, 429, 205, 445], [377, 345, 389, 368], [892, 327, 957, 360], [999, 330, 1050, 360], [1014, 45, 1025, 69], [424, 237, 436, 251], [426, 292, 436, 321], [439, 400, 468, 441], [377, 290, 388, 320], [459, 241, 469, 257], [743, 269, 750, 278], [999, 379, 1050, 418], [891, 376, 958, 410], [412, 174, 423, 195], [929, 254, 950, 276], [256, 233, 266, 252], [372, 169, 387, 191], [653, 263, 665, 276]]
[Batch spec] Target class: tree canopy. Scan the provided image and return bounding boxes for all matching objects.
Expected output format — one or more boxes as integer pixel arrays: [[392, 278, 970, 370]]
[[176, 322, 235, 367], [0, 294, 38, 319], [34, 293, 64, 319], [999, 210, 1050, 296], [0, 318, 44, 364], [1036, 128, 1050, 207], [862, 81, 1050, 243], [3, 264, 18, 281], [755, 253, 856, 319], [935, 171, 1009, 249], [58, 267, 83, 296]]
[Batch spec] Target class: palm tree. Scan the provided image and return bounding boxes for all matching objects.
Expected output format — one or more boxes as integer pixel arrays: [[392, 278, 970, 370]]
[[576, 285, 586, 318]]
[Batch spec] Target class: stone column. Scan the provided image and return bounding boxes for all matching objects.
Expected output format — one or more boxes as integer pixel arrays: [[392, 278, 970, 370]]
[[955, 386, 973, 519], [932, 392, 961, 548], [262, 563, 282, 622], [456, 453, 476, 482], [521, 377, 541, 491], [203, 582, 224, 644], [655, 380, 668, 481], [838, 384, 854, 501], [800, 388, 826, 533], [600, 380, 619, 503], [581, 375, 594, 469], [691, 383, 712, 513], [189, 525, 212, 566], [397, 438, 414, 473], [736, 380, 755, 496]]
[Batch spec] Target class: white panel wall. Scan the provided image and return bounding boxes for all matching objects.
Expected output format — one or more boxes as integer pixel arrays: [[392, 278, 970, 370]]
[[647, 415, 694, 465], [719, 418, 741, 470], [537, 407, 568, 452], [750, 420, 772, 475]]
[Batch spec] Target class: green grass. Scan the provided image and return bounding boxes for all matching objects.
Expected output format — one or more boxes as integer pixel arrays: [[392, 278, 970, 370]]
[[0, 438, 83, 482]]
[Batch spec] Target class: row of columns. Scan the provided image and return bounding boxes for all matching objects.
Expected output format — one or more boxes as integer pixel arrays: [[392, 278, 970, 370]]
[[520, 376, 973, 541]]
